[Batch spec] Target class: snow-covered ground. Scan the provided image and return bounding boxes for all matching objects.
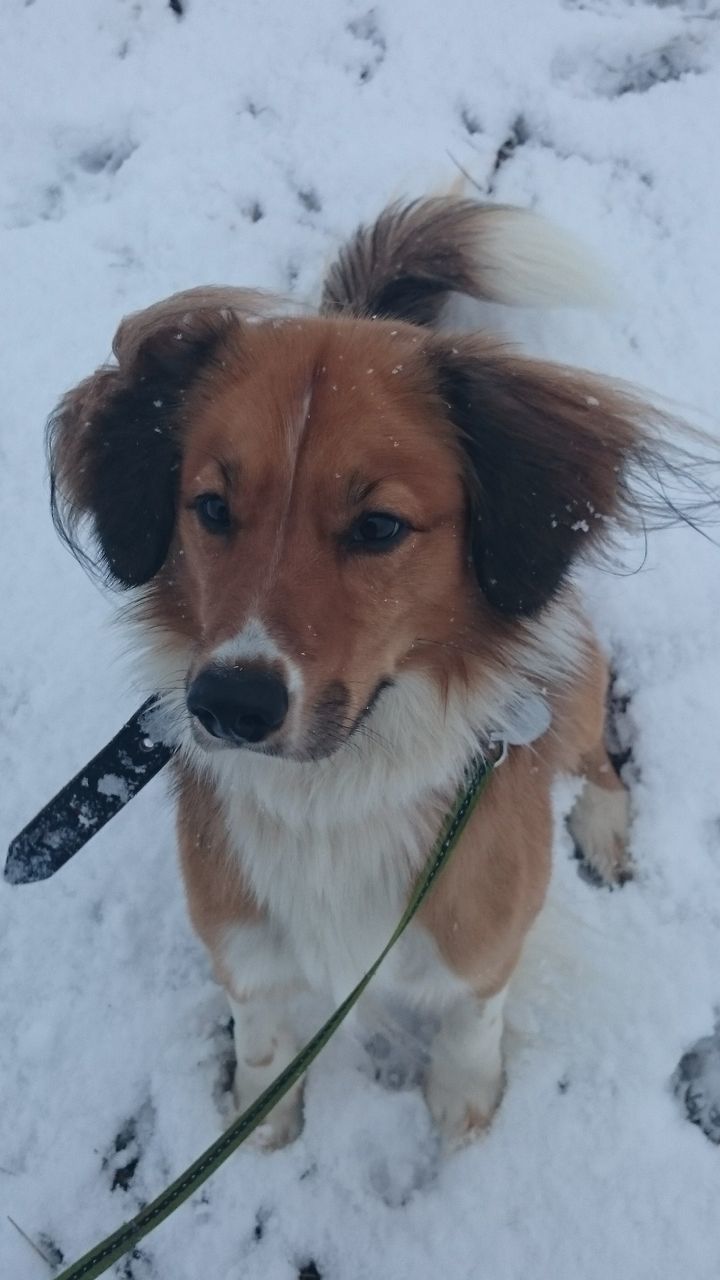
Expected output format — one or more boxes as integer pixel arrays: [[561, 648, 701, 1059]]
[[2, 1, 720, 1276]]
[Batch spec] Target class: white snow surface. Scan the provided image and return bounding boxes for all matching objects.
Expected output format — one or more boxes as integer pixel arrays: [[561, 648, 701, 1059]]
[[2, 1, 720, 1277]]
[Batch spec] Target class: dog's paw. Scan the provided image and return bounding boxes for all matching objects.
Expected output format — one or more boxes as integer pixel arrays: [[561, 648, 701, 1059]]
[[231, 1077, 305, 1151], [568, 781, 633, 887], [672, 1028, 720, 1145], [229, 1005, 305, 1151], [424, 1065, 504, 1150]]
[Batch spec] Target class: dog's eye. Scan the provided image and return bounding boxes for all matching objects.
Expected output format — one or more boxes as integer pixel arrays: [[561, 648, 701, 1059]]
[[193, 493, 231, 533], [348, 512, 408, 551]]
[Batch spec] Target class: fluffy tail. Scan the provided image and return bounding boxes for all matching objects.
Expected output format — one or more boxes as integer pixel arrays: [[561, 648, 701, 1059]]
[[320, 197, 612, 326]]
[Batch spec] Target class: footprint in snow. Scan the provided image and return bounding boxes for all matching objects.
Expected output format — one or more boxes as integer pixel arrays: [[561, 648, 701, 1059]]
[[345, 8, 387, 84], [102, 1098, 155, 1193], [2, 133, 138, 231], [673, 1026, 720, 1145], [361, 997, 437, 1091], [552, 30, 709, 99]]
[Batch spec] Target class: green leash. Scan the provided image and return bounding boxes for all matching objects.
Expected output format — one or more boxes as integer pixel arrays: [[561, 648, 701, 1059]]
[[55, 748, 499, 1280]]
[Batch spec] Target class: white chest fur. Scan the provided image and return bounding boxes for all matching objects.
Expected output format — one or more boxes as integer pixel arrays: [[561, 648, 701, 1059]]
[[218, 769, 462, 1004]]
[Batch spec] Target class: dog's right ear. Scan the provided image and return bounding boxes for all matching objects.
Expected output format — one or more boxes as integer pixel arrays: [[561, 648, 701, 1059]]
[[48, 287, 270, 588]]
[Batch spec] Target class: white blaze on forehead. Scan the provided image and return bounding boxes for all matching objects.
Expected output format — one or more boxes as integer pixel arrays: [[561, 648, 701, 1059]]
[[207, 382, 315, 697], [296, 385, 313, 438], [282, 380, 314, 485], [212, 617, 303, 694], [282, 380, 314, 454]]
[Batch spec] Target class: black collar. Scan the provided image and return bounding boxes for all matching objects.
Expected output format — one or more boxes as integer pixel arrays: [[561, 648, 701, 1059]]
[[5, 698, 174, 885]]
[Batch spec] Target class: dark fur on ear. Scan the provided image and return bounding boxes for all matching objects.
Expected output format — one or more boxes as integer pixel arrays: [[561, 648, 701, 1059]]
[[48, 287, 270, 588], [432, 337, 718, 616]]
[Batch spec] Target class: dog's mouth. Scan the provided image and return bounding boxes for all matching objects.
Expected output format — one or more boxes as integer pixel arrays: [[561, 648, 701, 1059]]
[[187, 677, 393, 762]]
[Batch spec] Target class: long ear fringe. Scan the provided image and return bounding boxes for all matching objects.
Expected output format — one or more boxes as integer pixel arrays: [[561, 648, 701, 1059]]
[[622, 422, 720, 542], [47, 368, 118, 586], [46, 287, 281, 588], [593, 386, 720, 549], [433, 337, 720, 614]]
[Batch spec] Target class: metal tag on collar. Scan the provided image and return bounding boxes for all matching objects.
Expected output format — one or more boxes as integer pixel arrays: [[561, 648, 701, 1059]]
[[487, 736, 509, 768]]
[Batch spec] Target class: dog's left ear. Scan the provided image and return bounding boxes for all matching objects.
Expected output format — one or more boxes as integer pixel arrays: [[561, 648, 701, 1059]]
[[47, 286, 270, 588], [431, 338, 649, 616]]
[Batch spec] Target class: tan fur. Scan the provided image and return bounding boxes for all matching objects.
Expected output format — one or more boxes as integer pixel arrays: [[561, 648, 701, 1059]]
[[420, 643, 616, 989], [176, 769, 267, 999]]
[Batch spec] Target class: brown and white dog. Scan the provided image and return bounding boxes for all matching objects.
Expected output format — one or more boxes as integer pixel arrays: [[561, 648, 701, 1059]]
[[48, 197, 693, 1148]]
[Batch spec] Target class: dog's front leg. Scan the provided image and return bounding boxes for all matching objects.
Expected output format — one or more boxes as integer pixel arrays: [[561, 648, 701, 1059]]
[[220, 921, 307, 1150], [229, 990, 305, 1149], [177, 777, 307, 1148], [424, 986, 507, 1150]]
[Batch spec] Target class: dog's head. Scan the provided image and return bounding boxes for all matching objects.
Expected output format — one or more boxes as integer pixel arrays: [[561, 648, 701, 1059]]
[[48, 290, 673, 761]]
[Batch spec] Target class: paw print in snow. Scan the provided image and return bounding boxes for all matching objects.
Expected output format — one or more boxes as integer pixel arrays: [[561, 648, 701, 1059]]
[[673, 1026, 720, 1145], [553, 31, 709, 98], [346, 9, 387, 83]]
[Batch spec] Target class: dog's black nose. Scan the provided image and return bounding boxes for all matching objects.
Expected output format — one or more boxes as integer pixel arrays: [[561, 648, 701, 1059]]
[[187, 668, 289, 745]]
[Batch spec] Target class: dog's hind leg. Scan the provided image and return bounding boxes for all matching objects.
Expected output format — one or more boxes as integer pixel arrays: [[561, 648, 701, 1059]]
[[567, 705, 632, 887]]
